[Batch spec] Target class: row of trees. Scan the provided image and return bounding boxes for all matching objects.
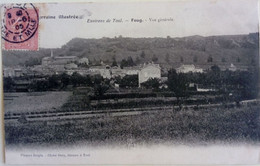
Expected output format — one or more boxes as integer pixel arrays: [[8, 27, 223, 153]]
[[120, 56, 136, 68], [4, 65, 258, 102], [170, 66, 258, 102], [4, 72, 108, 92], [139, 65, 258, 103], [111, 50, 248, 68], [114, 75, 138, 88]]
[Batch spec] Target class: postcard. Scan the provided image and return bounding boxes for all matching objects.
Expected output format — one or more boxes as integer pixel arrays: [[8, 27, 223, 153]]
[[1, 0, 260, 164]]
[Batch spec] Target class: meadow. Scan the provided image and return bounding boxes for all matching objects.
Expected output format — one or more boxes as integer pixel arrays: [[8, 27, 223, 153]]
[[5, 103, 260, 147], [4, 91, 72, 114]]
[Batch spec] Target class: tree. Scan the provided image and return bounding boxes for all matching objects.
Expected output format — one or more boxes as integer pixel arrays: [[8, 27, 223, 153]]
[[237, 57, 241, 63], [120, 56, 135, 68], [211, 65, 221, 73], [94, 58, 101, 66], [135, 57, 141, 64], [81, 95, 91, 108], [207, 56, 213, 63], [93, 58, 97, 65], [31, 80, 49, 91], [140, 50, 146, 58], [3, 77, 14, 92], [127, 56, 135, 66], [60, 73, 70, 88], [88, 59, 92, 65], [94, 83, 109, 97], [152, 54, 158, 62], [83, 75, 92, 86], [193, 56, 198, 63], [92, 74, 103, 84], [141, 78, 160, 89], [25, 57, 41, 67], [111, 55, 118, 67], [180, 56, 184, 63], [119, 75, 138, 88], [120, 59, 127, 69], [48, 74, 60, 89], [207, 65, 221, 89], [165, 53, 170, 63], [71, 72, 83, 87], [236, 70, 258, 99], [167, 69, 189, 106], [251, 58, 256, 65]]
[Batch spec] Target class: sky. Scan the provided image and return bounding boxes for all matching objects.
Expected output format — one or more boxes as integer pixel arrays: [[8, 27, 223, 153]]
[[37, 0, 259, 48]]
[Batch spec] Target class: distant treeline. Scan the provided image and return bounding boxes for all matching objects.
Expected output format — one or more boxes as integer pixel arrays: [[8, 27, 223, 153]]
[[3, 65, 259, 101]]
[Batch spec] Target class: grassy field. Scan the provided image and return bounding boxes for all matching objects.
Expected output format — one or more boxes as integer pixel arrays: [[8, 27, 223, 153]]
[[4, 91, 72, 114], [5, 104, 260, 147]]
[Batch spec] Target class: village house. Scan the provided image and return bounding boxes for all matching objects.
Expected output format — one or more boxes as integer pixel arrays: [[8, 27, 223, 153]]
[[42, 50, 78, 67], [42, 57, 52, 66], [138, 63, 161, 87], [110, 66, 140, 78], [110, 66, 126, 78], [78, 57, 89, 65], [40, 51, 80, 75], [65, 63, 78, 70], [89, 66, 112, 79], [30, 65, 53, 75], [176, 64, 203, 73], [89, 63, 162, 87], [65, 69, 95, 76], [123, 66, 140, 75], [3, 67, 24, 77], [3, 67, 15, 77], [53, 56, 78, 64], [40, 51, 163, 87], [228, 63, 237, 71]]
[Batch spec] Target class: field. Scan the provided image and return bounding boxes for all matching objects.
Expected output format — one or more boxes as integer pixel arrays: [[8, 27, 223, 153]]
[[5, 103, 260, 147], [4, 89, 260, 147], [4, 91, 72, 114]]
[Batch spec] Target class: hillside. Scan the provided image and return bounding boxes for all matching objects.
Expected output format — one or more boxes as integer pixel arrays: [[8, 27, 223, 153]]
[[2, 33, 259, 69]]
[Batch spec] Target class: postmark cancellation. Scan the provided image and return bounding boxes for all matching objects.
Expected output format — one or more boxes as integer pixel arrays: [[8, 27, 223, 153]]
[[1, 3, 39, 50]]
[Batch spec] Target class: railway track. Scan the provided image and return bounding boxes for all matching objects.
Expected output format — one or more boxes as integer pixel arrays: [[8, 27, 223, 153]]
[[5, 101, 252, 122]]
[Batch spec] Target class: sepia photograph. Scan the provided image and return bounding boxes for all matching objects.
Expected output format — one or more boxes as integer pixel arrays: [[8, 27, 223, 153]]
[[1, 0, 260, 164]]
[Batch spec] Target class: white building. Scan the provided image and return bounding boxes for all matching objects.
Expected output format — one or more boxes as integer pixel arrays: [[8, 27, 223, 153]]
[[89, 66, 111, 79], [42, 57, 52, 66], [138, 63, 161, 87], [42, 51, 78, 66], [65, 63, 78, 70], [78, 57, 89, 65], [89, 63, 161, 87], [52, 56, 78, 65], [111, 67, 126, 78], [123, 67, 140, 75], [176, 64, 203, 73], [3, 67, 15, 77], [228, 63, 237, 71], [3, 67, 23, 77], [41, 50, 79, 74], [110, 66, 140, 78]]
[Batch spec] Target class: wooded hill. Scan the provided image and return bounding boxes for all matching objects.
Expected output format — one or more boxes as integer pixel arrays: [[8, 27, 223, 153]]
[[3, 33, 259, 70]]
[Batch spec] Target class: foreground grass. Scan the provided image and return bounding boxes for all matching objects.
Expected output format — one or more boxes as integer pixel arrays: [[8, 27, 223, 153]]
[[5, 104, 260, 146]]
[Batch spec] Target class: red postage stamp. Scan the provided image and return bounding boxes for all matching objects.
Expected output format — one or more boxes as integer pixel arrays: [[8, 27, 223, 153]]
[[1, 3, 39, 50]]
